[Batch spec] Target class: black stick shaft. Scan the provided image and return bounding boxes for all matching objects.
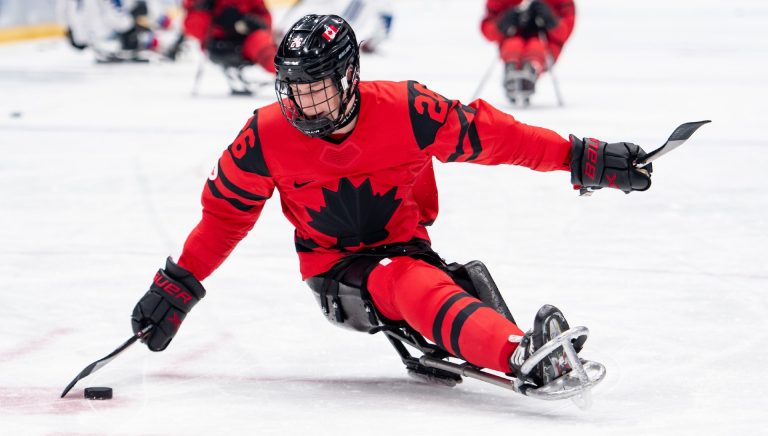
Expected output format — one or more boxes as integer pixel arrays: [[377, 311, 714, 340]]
[[60, 325, 153, 398]]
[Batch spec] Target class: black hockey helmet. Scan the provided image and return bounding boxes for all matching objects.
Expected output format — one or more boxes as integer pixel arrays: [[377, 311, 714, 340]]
[[274, 14, 360, 138]]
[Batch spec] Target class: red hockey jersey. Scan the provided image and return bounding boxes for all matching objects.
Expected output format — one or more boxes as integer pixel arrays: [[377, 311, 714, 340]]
[[183, 0, 272, 42], [481, 0, 576, 47], [177, 80, 571, 281]]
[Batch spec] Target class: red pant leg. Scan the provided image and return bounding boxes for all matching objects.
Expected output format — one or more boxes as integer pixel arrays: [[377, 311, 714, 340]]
[[242, 29, 276, 73], [547, 41, 563, 61], [522, 38, 547, 72], [367, 257, 523, 373], [499, 36, 525, 66]]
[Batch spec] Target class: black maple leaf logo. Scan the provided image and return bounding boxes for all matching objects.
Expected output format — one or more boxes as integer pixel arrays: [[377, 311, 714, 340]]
[[307, 178, 402, 248]]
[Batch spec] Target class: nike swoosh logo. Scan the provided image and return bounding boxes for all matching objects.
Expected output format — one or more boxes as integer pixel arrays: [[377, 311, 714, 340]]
[[293, 180, 313, 188]]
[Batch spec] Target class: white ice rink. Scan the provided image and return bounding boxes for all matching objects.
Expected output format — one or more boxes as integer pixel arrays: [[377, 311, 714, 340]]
[[1, 0, 767, 434]]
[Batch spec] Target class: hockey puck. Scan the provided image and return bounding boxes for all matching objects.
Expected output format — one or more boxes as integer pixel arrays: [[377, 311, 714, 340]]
[[84, 387, 113, 400]]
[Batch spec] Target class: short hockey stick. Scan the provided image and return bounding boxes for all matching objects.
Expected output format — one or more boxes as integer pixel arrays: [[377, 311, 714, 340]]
[[60, 325, 153, 398], [580, 120, 711, 196]]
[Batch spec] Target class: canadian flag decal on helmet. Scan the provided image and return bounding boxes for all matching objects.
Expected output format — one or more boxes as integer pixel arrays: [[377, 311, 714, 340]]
[[322, 25, 339, 41]]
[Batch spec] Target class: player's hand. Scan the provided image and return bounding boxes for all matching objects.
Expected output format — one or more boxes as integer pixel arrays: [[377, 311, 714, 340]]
[[214, 7, 267, 35], [529, 1, 559, 30], [236, 15, 267, 34], [131, 257, 206, 351], [496, 8, 523, 37], [570, 136, 653, 193]]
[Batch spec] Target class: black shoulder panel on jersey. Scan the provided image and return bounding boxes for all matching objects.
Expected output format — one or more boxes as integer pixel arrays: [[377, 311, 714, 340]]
[[407, 81, 452, 150], [227, 110, 271, 177]]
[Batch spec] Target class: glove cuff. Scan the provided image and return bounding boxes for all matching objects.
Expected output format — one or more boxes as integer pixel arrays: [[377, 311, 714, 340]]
[[569, 134, 584, 185], [164, 256, 206, 300], [570, 135, 607, 188]]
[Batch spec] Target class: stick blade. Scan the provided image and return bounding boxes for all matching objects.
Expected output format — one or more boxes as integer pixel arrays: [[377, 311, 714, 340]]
[[60, 326, 152, 398], [61, 361, 97, 398], [667, 120, 711, 143], [638, 120, 711, 166]]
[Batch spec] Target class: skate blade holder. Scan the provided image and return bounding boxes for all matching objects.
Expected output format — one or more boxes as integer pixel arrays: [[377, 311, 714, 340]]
[[417, 327, 605, 408], [519, 326, 606, 406]]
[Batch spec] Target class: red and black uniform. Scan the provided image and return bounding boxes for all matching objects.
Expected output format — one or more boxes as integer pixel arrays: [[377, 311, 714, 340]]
[[481, 0, 576, 70], [183, 0, 276, 72], [178, 80, 572, 372]]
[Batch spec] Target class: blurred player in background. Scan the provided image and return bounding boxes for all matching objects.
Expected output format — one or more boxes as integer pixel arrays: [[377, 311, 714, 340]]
[[182, 0, 277, 94], [65, 0, 184, 62], [481, 0, 575, 104]]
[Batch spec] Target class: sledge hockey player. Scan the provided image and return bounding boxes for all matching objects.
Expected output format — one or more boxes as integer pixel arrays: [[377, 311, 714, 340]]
[[65, 0, 183, 62], [481, 0, 575, 105], [183, 0, 277, 94], [131, 15, 649, 399], [275, 0, 394, 54]]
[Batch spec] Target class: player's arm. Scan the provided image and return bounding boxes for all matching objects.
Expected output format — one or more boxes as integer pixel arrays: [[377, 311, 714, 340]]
[[131, 113, 275, 351], [407, 81, 652, 191], [545, 0, 576, 48], [407, 80, 570, 171], [183, 0, 214, 44], [480, 0, 512, 42]]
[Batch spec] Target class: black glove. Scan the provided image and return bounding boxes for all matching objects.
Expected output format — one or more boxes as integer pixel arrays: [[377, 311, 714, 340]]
[[496, 7, 524, 37], [214, 7, 267, 35], [130, 1, 148, 19], [570, 136, 653, 193], [131, 257, 206, 351], [528, 1, 559, 30]]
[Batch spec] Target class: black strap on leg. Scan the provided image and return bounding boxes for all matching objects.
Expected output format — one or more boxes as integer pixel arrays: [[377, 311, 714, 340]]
[[318, 276, 331, 318]]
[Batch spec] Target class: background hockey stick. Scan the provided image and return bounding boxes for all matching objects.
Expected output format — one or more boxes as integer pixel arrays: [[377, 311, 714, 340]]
[[469, 55, 499, 101], [538, 31, 564, 107], [60, 325, 153, 398]]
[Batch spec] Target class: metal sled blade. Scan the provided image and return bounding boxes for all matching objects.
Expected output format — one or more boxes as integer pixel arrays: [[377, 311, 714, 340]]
[[417, 326, 605, 404], [518, 326, 606, 401], [522, 360, 605, 401]]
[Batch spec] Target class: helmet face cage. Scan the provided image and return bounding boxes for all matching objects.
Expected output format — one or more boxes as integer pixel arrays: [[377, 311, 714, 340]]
[[275, 64, 357, 138], [274, 15, 360, 138]]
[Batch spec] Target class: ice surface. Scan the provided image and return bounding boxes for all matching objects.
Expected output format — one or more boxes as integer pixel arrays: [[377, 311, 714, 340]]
[[1, 0, 766, 434]]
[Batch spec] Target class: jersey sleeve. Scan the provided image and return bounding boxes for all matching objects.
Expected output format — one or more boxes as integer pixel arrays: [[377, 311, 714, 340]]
[[182, 5, 212, 44], [547, 0, 576, 48], [178, 112, 276, 281], [406, 81, 571, 172], [480, 0, 512, 42], [246, 0, 273, 28]]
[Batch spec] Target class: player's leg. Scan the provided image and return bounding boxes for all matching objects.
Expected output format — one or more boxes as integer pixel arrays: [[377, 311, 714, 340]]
[[367, 257, 523, 373], [499, 36, 530, 102]]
